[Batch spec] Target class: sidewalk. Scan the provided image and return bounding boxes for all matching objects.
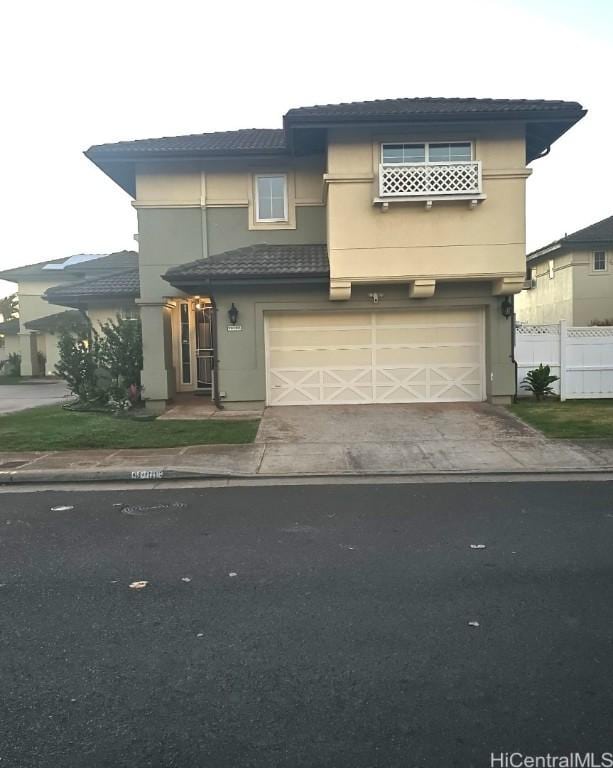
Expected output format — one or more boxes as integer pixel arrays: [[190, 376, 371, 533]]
[[2, 434, 613, 484]]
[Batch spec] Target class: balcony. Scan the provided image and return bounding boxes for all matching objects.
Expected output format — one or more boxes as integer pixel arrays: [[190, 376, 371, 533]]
[[377, 161, 483, 207]]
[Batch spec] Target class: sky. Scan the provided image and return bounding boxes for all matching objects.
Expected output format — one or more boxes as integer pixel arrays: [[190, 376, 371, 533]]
[[1, 0, 612, 299]]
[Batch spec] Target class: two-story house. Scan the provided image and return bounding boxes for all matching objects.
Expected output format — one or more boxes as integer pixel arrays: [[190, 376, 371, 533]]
[[81, 97, 585, 411], [515, 214, 613, 325]]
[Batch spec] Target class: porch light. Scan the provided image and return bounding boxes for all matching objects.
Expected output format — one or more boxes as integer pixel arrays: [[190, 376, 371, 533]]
[[228, 303, 239, 325], [501, 296, 513, 319]]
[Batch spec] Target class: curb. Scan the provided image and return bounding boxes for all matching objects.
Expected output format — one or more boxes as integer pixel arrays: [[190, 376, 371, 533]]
[[2, 464, 613, 485]]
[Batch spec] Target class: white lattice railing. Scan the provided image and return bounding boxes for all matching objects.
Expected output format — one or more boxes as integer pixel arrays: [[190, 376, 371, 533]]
[[379, 161, 482, 197]]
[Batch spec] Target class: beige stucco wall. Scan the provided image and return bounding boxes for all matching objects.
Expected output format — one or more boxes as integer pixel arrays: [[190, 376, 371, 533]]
[[87, 306, 138, 331], [325, 124, 529, 289], [515, 254, 574, 324], [571, 248, 613, 325], [17, 279, 72, 326], [515, 248, 613, 325]]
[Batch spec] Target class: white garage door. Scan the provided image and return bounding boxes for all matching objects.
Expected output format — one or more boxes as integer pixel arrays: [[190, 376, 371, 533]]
[[265, 309, 485, 406]]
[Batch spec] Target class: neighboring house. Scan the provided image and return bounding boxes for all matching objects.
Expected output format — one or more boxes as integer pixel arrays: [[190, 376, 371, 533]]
[[83, 97, 585, 411], [0, 251, 138, 376], [0, 318, 20, 371], [516, 215, 613, 326]]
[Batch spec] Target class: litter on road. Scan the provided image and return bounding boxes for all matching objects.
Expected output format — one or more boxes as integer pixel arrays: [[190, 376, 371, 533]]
[[228, 572, 238, 578], [468, 621, 480, 628], [50, 505, 74, 512], [470, 544, 487, 550], [129, 581, 149, 590]]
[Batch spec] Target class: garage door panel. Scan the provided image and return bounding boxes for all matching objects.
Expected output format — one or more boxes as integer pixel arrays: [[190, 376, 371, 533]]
[[270, 348, 371, 368], [269, 328, 372, 348], [266, 310, 484, 405]]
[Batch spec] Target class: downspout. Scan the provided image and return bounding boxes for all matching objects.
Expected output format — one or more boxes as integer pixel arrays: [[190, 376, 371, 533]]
[[510, 295, 518, 402], [208, 284, 223, 410]]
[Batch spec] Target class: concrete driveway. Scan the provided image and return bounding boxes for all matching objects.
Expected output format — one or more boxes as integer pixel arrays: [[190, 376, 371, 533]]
[[0, 380, 71, 414], [254, 402, 598, 474]]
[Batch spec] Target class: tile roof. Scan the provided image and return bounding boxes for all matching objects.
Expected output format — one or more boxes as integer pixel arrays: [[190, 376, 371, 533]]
[[0, 318, 19, 335], [24, 310, 87, 333], [560, 214, 613, 244], [284, 97, 585, 122], [528, 214, 613, 260], [86, 128, 286, 157], [0, 250, 138, 282], [45, 267, 141, 306], [165, 244, 329, 284]]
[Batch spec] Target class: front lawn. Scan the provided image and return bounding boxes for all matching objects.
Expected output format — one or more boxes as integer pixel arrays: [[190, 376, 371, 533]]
[[510, 399, 613, 439], [0, 405, 259, 451]]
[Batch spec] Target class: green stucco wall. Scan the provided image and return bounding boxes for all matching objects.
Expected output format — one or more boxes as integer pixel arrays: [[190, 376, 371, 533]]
[[207, 206, 326, 256], [137, 205, 327, 303]]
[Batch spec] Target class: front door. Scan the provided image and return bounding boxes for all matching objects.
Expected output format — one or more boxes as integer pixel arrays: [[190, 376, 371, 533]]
[[176, 300, 215, 393], [195, 305, 214, 392]]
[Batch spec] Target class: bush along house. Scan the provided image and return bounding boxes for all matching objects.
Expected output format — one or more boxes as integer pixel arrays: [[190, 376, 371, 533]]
[[82, 97, 585, 412]]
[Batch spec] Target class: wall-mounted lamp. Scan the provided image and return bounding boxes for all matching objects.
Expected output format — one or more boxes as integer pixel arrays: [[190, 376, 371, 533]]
[[501, 296, 513, 319], [228, 302, 239, 325]]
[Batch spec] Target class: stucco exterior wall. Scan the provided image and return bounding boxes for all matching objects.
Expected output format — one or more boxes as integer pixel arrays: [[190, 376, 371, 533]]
[[17, 279, 73, 326], [87, 305, 139, 330], [571, 248, 613, 325], [325, 124, 529, 287], [135, 157, 327, 305], [212, 283, 515, 405], [515, 254, 574, 324]]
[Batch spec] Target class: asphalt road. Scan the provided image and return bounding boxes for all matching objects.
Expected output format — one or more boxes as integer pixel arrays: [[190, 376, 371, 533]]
[[1, 482, 613, 768]]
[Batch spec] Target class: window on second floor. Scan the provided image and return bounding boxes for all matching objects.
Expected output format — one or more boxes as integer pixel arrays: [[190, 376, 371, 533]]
[[593, 251, 607, 272], [381, 142, 472, 165], [255, 174, 288, 222]]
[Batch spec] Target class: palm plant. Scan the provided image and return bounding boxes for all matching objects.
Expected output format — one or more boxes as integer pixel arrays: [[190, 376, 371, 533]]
[[521, 364, 559, 401], [0, 293, 18, 321]]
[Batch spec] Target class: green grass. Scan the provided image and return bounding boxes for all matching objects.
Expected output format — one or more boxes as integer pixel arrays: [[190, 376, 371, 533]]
[[0, 405, 260, 451], [510, 399, 613, 439]]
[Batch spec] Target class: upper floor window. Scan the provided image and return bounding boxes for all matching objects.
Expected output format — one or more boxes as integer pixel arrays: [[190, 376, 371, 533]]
[[381, 142, 472, 165], [255, 174, 288, 222], [593, 251, 607, 271]]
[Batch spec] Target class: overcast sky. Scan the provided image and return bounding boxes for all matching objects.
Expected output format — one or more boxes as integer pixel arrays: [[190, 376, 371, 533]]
[[1, 0, 611, 299]]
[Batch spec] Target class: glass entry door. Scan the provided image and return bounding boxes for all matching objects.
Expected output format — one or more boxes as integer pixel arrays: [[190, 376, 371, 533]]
[[195, 305, 214, 391]]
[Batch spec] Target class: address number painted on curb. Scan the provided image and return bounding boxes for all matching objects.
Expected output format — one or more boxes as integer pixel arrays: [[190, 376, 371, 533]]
[[131, 470, 164, 480]]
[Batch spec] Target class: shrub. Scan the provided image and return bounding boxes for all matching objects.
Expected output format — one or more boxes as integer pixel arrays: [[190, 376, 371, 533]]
[[0, 352, 21, 377], [521, 364, 559, 401], [55, 333, 103, 404], [589, 319, 613, 326], [55, 315, 143, 411]]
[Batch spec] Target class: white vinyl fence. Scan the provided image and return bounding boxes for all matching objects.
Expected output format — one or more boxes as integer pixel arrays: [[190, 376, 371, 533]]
[[516, 321, 613, 400]]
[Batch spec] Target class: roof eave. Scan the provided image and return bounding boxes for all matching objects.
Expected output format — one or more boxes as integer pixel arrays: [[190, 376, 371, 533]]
[[164, 274, 329, 291]]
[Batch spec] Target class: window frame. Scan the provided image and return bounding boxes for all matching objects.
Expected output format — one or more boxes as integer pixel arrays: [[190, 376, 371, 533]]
[[593, 250, 608, 273], [380, 141, 473, 165], [254, 173, 289, 223], [548, 260, 555, 280]]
